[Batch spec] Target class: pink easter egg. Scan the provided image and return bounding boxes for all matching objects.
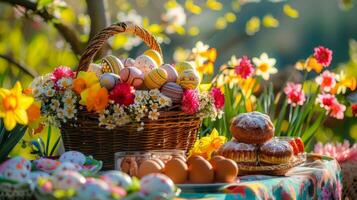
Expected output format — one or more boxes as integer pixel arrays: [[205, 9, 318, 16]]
[[161, 64, 178, 82], [120, 58, 135, 68], [134, 55, 157, 74], [120, 67, 144, 88]]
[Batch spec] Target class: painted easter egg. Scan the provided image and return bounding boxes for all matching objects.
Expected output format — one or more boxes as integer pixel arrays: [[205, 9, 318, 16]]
[[175, 61, 195, 75], [52, 170, 85, 190], [33, 158, 61, 173], [99, 73, 121, 90], [144, 68, 168, 89], [76, 178, 110, 200], [161, 64, 178, 82], [0, 156, 31, 182], [177, 69, 200, 89], [59, 151, 86, 166], [161, 82, 183, 104], [144, 49, 163, 66], [88, 63, 103, 77], [120, 67, 144, 88], [140, 173, 175, 199], [29, 171, 50, 184], [100, 171, 132, 189], [134, 55, 157, 75], [101, 55, 124, 75], [120, 57, 135, 68], [55, 162, 82, 173]]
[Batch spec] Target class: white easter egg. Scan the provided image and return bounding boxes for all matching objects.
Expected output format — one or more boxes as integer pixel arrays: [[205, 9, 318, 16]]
[[134, 55, 157, 75], [140, 173, 175, 199], [59, 151, 86, 166], [88, 63, 103, 77], [100, 170, 132, 189], [76, 178, 110, 199], [52, 170, 85, 190], [55, 162, 82, 173]]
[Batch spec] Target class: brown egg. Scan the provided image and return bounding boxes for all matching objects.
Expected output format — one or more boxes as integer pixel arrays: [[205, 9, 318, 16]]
[[210, 156, 225, 170], [172, 155, 187, 163], [163, 158, 188, 184], [189, 158, 214, 184], [187, 155, 204, 166], [151, 158, 165, 169], [138, 159, 163, 178], [214, 159, 238, 183]]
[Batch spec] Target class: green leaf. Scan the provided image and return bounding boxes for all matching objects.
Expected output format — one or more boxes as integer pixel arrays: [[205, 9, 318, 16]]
[[0, 125, 27, 162], [50, 136, 62, 156], [274, 100, 288, 136], [37, 0, 53, 10], [45, 126, 51, 156], [301, 113, 325, 144]]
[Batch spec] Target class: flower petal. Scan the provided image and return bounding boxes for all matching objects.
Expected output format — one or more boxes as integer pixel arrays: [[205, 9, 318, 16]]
[[0, 88, 10, 98], [4, 112, 17, 131], [12, 82, 23, 95], [18, 95, 34, 110], [14, 109, 28, 125]]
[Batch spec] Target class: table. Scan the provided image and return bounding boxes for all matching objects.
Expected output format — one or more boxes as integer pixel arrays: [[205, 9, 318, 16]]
[[179, 155, 342, 200]]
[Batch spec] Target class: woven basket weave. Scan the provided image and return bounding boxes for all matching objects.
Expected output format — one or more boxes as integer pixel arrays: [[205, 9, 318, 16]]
[[61, 22, 201, 170], [340, 161, 357, 199]]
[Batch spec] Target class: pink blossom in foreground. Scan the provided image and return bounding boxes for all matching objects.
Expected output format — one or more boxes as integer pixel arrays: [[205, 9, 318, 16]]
[[181, 90, 199, 114], [314, 140, 357, 163], [314, 46, 333, 66], [210, 87, 225, 109], [284, 82, 306, 107], [315, 70, 336, 92], [234, 56, 255, 79], [316, 93, 337, 111]]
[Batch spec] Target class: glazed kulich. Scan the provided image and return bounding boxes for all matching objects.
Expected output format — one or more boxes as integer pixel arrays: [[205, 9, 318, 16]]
[[230, 112, 274, 144], [259, 139, 293, 165], [217, 140, 257, 164]]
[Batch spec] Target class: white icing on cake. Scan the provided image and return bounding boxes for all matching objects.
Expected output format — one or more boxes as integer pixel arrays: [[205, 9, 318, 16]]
[[233, 112, 272, 130], [261, 139, 292, 153], [221, 141, 256, 151]]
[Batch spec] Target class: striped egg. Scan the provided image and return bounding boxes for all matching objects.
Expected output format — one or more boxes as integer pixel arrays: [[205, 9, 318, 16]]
[[120, 67, 144, 88], [175, 61, 195, 75], [88, 63, 103, 77], [161, 82, 183, 104], [177, 69, 200, 89], [161, 64, 178, 83], [144, 49, 163, 66], [144, 68, 168, 89], [100, 73, 121, 90], [134, 55, 157, 75], [120, 57, 135, 68], [101, 55, 124, 75]]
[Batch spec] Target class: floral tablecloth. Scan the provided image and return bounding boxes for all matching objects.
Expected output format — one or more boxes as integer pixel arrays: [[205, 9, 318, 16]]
[[179, 155, 342, 200]]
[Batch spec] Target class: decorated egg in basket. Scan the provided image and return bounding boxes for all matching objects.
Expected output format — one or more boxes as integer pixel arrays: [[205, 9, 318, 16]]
[[177, 69, 200, 89], [175, 61, 195, 75], [54, 162, 82, 173], [100, 170, 132, 189], [120, 57, 135, 68], [161, 64, 178, 82], [120, 67, 144, 88], [101, 55, 124, 75], [52, 170, 85, 190], [76, 178, 111, 199], [134, 55, 157, 74], [59, 151, 86, 166], [0, 156, 31, 182], [144, 68, 168, 89], [88, 63, 103, 77], [33, 158, 61, 173], [140, 173, 175, 199], [161, 82, 183, 103], [144, 49, 163, 66], [99, 73, 121, 90], [29, 171, 50, 184]]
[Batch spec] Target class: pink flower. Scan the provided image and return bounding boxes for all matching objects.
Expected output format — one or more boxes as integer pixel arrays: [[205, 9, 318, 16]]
[[210, 87, 225, 109], [110, 83, 135, 106], [181, 90, 199, 114], [329, 101, 346, 119], [51, 66, 74, 83], [352, 104, 357, 117], [316, 93, 337, 110], [284, 82, 306, 107], [234, 56, 255, 79], [315, 70, 336, 92], [314, 140, 357, 163], [314, 46, 333, 66]]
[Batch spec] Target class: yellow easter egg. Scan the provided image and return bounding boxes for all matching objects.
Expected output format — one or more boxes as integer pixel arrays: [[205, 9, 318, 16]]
[[175, 61, 195, 75], [177, 69, 200, 89], [144, 49, 163, 66], [144, 68, 168, 89], [101, 55, 124, 75]]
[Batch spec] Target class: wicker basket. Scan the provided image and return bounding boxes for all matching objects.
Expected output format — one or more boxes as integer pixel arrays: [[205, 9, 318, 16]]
[[61, 21, 201, 170], [340, 161, 357, 199]]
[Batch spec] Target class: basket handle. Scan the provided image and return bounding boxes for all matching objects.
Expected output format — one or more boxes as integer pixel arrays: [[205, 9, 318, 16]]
[[76, 21, 163, 73]]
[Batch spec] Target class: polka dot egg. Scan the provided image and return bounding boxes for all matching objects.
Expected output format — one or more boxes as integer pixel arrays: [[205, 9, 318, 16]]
[[76, 178, 110, 200], [0, 156, 31, 182], [101, 55, 124, 75], [144, 68, 168, 89], [120, 67, 144, 88], [140, 173, 175, 199], [177, 69, 200, 89], [59, 151, 87, 166], [100, 73, 121, 90], [134, 55, 157, 75], [33, 158, 61, 173], [100, 170, 132, 189], [161, 64, 178, 82], [161, 82, 183, 104], [52, 170, 85, 190]]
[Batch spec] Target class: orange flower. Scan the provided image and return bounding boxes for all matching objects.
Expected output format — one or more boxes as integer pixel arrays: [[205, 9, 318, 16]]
[[305, 56, 323, 73], [200, 48, 217, 62], [86, 87, 109, 112], [73, 78, 87, 94], [197, 62, 214, 75], [26, 103, 41, 123], [23, 88, 33, 95], [73, 71, 99, 95]]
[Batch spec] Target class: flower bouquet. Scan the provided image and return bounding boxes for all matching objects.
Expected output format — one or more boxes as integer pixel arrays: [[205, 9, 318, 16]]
[[29, 22, 223, 169]]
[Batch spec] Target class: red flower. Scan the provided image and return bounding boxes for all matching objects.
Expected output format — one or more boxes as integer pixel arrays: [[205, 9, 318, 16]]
[[314, 46, 333, 66], [234, 56, 255, 79], [51, 66, 74, 83], [329, 101, 346, 119], [109, 83, 135, 106], [210, 87, 225, 109], [316, 94, 337, 110], [352, 104, 357, 117], [181, 90, 199, 114], [284, 82, 306, 107]]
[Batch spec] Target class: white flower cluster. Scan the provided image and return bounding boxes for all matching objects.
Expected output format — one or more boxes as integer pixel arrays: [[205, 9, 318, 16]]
[[30, 74, 78, 127], [98, 89, 172, 131], [197, 92, 223, 121]]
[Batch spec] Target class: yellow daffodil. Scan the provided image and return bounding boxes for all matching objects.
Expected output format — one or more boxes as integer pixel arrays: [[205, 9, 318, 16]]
[[73, 71, 99, 94], [189, 128, 226, 159], [0, 82, 34, 131], [246, 17, 260, 35], [332, 70, 357, 94], [283, 4, 299, 19], [252, 53, 278, 80], [305, 56, 324, 73]]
